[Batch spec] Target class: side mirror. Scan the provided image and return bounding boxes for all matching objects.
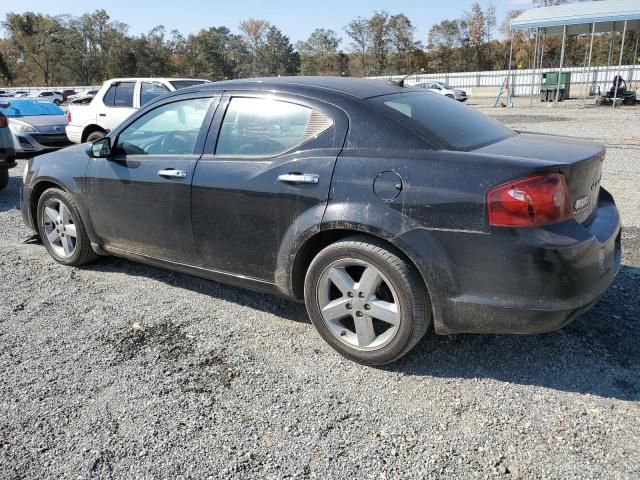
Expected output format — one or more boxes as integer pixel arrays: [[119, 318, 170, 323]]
[[89, 137, 112, 158]]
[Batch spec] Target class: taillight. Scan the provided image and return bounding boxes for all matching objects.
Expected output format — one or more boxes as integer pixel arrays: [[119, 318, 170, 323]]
[[487, 173, 573, 227], [66, 110, 72, 123], [0, 113, 7, 128]]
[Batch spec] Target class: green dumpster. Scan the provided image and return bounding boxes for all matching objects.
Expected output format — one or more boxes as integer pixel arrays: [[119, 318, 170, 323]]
[[540, 72, 571, 102]]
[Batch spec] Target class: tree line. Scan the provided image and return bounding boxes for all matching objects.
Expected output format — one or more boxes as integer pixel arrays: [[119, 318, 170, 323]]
[[0, 1, 638, 87]]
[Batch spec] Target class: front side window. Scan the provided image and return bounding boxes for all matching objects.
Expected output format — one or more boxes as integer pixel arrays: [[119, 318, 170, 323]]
[[103, 82, 135, 108], [216, 97, 332, 157], [370, 92, 513, 150], [117, 97, 213, 155], [140, 82, 170, 106]]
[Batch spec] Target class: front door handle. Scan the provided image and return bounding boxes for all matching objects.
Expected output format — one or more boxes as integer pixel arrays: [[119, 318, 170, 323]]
[[277, 173, 319, 185], [158, 168, 187, 178]]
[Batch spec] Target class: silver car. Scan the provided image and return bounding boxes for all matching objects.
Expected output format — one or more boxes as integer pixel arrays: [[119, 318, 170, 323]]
[[0, 99, 70, 154], [414, 81, 468, 102]]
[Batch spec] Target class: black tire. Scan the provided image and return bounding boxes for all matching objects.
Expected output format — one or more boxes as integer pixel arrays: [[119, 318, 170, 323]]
[[304, 235, 431, 365], [54, 99, 61, 106], [0, 169, 8, 190], [36, 188, 98, 266], [85, 130, 106, 143]]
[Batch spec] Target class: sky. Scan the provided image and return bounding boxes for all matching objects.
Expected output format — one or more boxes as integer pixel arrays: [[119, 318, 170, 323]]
[[0, 0, 532, 46]]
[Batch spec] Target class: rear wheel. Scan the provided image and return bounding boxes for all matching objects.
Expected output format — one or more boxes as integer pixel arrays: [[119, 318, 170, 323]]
[[304, 236, 430, 365], [85, 130, 106, 143], [53, 99, 61, 106], [37, 188, 98, 266]]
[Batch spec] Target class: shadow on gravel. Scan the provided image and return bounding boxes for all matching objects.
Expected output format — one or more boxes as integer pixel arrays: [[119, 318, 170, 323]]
[[87, 257, 310, 324], [391, 265, 640, 401], [86, 253, 640, 400]]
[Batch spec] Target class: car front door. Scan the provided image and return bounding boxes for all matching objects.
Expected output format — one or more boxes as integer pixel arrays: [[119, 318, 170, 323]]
[[97, 81, 138, 131], [85, 93, 219, 262], [191, 93, 348, 283]]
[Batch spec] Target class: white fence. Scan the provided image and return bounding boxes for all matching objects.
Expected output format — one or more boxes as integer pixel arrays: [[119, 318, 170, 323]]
[[370, 64, 640, 98]]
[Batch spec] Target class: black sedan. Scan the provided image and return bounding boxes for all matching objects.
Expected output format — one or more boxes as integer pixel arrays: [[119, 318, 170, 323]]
[[20, 77, 621, 365]]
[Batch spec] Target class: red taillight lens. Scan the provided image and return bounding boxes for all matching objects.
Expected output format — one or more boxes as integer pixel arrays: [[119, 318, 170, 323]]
[[488, 173, 573, 227], [66, 110, 71, 123], [0, 113, 7, 128]]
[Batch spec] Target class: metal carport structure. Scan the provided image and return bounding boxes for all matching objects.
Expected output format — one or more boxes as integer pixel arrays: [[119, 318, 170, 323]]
[[509, 0, 640, 107]]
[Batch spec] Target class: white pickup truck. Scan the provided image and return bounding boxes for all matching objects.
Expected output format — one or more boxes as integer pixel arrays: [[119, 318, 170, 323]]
[[65, 77, 211, 143]]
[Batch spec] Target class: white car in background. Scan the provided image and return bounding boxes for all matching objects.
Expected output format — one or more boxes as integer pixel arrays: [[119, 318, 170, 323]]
[[29, 91, 64, 106], [65, 77, 211, 143], [67, 89, 98, 102], [0, 99, 70, 154], [414, 81, 468, 102]]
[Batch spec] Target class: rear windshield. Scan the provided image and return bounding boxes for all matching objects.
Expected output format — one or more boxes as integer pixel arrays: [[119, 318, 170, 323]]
[[0, 99, 65, 117], [369, 91, 513, 150], [169, 80, 210, 90]]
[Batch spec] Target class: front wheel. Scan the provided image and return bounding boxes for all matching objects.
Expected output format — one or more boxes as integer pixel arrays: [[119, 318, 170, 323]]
[[304, 236, 431, 365], [37, 188, 98, 266]]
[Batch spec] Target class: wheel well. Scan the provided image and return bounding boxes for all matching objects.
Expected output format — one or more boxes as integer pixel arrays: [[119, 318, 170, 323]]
[[30, 181, 65, 227], [290, 229, 424, 301], [81, 125, 106, 143]]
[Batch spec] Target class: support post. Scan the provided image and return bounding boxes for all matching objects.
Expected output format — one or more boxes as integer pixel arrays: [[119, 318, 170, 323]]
[[612, 20, 627, 108], [630, 35, 639, 83], [554, 25, 567, 105], [530, 27, 540, 107], [583, 22, 596, 106], [507, 28, 514, 107]]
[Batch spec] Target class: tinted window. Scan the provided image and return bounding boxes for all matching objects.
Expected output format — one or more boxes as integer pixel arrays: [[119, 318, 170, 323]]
[[216, 97, 332, 157], [117, 97, 212, 155], [169, 80, 209, 90], [369, 92, 513, 150], [140, 82, 170, 106], [103, 82, 135, 108]]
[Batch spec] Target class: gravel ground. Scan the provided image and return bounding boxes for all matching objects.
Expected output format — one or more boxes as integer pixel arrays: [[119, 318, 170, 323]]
[[1, 103, 639, 480]]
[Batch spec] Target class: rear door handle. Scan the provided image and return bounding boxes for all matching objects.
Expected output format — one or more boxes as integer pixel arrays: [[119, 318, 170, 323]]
[[277, 173, 319, 184], [98, 113, 106, 117], [158, 168, 187, 178]]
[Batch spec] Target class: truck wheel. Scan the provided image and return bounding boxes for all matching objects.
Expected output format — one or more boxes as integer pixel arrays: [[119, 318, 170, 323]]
[[0, 169, 8, 190], [86, 130, 106, 143], [304, 235, 431, 365]]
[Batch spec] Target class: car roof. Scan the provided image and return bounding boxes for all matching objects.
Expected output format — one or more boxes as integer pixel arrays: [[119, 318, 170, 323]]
[[179, 76, 409, 100], [104, 77, 211, 84]]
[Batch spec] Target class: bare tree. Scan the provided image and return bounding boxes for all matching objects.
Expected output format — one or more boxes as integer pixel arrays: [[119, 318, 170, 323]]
[[239, 18, 270, 52]]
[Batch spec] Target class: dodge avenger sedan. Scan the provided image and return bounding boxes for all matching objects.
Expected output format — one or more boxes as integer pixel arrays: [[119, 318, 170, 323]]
[[20, 77, 621, 365]]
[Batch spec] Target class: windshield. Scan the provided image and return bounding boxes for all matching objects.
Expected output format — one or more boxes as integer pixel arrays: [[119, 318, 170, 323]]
[[369, 91, 514, 150], [169, 80, 210, 90], [0, 99, 65, 117]]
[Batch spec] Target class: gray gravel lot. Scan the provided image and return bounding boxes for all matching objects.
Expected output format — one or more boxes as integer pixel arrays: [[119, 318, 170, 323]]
[[1, 102, 639, 479]]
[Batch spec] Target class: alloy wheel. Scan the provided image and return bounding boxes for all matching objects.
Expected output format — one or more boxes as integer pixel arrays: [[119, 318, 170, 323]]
[[41, 199, 77, 259], [316, 258, 401, 351]]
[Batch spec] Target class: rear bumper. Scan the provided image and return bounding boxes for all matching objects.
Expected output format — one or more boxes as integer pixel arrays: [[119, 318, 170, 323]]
[[65, 125, 83, 144], [400, 189, 622, 334]]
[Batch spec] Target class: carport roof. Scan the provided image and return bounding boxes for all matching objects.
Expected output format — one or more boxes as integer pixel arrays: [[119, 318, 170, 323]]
[[511, 0, 640, 36]]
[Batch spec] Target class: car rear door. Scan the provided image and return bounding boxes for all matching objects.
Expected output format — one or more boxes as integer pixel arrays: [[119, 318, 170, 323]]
[[191, 92, 348, 282], [85, 93, 220, 263], [97, 81, 139, 131]]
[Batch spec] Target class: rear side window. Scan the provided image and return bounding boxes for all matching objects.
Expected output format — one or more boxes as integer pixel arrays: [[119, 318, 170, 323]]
[[216, 97, 332, 157], [369, 91, 513, 151], [103, 82, 135, 108], [170, 80, 210, 90], [140, 82, 170, 106]]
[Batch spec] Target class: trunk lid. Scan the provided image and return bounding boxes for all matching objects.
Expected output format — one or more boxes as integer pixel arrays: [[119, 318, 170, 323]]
[[475, 132, 605, 224]]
